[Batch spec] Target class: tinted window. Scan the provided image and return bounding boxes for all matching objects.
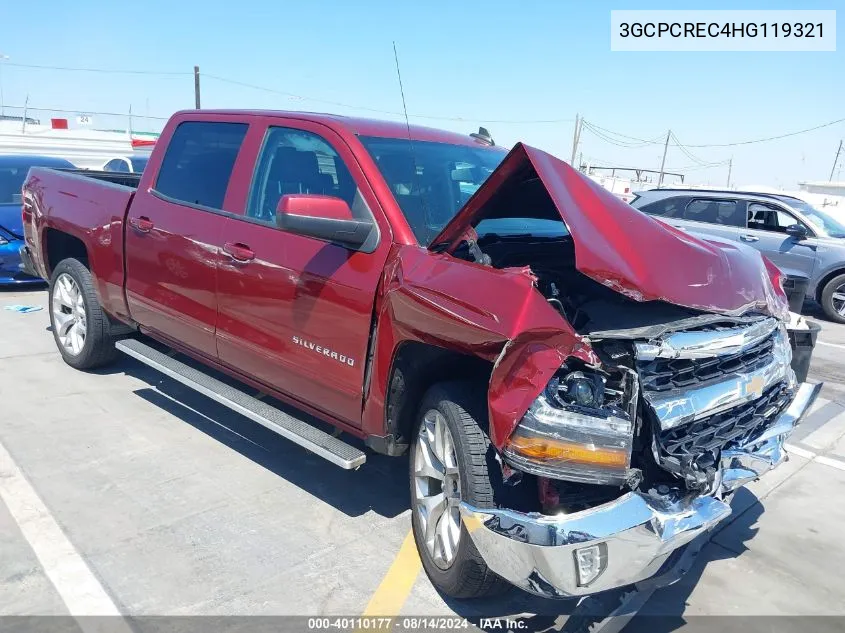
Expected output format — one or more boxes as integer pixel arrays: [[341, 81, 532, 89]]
[[684, 199, 744, 227], [247, 127, 360, 223], [359, 136, 506, 245], [103, 159, 122, 172], [638, 196, 689, 218], [0, 158, 73, 204], [747, 203, 801, 234], [130, 155, 149, 173], [155, 121, 247, 209]]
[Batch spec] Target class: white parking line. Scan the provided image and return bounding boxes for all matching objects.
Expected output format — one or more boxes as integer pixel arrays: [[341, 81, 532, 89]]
[[816, 456, 845, 472], [817, 340, 845, 350], [0, 438, 130, 629], [785, 443, 845, 471], [784, 443, 816, 459]]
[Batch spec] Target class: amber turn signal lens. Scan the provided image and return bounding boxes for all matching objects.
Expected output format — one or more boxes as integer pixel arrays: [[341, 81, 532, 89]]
[[507, 435, 629, 468]]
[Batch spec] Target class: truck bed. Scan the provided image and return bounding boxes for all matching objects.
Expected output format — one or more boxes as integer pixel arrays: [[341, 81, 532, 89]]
[[23, 167, 139, 319], [61, 169, 142, 190]]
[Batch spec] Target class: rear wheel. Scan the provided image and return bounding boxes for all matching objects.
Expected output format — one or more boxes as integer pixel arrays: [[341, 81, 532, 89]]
[[820, 273, 845, 324], [410, 382, 509, 599], [49, 258, 118, 369]]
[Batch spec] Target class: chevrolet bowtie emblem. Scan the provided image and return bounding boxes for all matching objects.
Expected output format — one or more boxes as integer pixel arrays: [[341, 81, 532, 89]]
[[746, 376, 766, 399]]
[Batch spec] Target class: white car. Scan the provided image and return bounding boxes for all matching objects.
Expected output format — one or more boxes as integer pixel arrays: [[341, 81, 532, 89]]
[[101, 154, 150, 173]]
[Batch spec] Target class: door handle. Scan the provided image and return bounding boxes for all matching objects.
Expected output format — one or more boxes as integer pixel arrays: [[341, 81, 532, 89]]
[[129, 216, 154, 233], [223, 242, 255, 263], [740, 235, 759, 242]]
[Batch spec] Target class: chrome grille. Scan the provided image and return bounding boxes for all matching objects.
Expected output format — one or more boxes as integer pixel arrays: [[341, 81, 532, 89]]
[[658, 383, 792, 460], [632, 317, 796, 488], [637, 333, 776, 393]]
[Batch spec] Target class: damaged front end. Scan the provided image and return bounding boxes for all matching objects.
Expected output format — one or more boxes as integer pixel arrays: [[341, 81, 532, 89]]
[[429, 142, 821, 598], [464, 315, 819, 598]]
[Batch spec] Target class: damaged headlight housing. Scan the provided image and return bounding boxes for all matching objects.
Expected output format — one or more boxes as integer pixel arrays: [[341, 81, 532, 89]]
[[503, 366, 638, 486]]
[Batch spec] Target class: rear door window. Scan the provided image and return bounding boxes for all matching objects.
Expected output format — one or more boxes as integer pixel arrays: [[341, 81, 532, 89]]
[[684, 199, 744, 227], [155, 121, 248, 209], [638, 196, 690, 217]]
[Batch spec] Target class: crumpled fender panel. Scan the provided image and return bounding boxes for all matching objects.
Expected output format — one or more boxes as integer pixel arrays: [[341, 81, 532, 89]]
[[362, 245, 596, 448], [431, 143, 788, 320]]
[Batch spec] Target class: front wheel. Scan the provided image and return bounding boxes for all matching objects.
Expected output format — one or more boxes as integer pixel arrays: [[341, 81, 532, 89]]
[[49, 258, 118, 369], [820, 273, 845, 324], [410, 382, 509, 599]]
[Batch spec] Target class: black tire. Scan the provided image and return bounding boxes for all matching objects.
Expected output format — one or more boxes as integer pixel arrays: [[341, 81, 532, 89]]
[[820, 273, 845, 324], [48, 258, 118, 370], [409, 381, 509, 599]]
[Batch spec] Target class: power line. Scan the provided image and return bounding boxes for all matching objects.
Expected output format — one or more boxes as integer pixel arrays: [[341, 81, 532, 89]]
[[665, 161, 731, 172], [683, 116, 845, 147], [4, 62, 190, 76], [583, 121, 664, 146], [586, 116, 845, 149], [670, 132, 728, 167], [2, 103, 169, 120], [581, 121, 662, 148]]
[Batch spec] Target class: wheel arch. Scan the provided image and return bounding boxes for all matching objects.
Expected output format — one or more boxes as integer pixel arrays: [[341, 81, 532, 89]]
[[42, 228, 89, 277], [815, 266, 845, 303], [369, 341, 493, 456]]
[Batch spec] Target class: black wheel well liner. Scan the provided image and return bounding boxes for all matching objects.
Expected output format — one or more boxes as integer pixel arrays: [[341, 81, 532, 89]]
[[43, 228, 89, 275], [383, 342, 494, 452]]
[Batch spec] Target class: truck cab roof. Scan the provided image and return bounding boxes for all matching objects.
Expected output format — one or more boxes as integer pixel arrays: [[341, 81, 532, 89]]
[[175, 109, 498, 148]]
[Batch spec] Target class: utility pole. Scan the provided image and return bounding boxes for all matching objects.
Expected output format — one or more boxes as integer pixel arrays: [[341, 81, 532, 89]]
[[0, 53, 9, 117], [830, 140, 843, 181], [570, 114, 581, 166], [726, 157, 733, 188], [194, 65, 201, 109], [578, 151, 583, 171], [657, 130, 670, 187], [21, 94, 28, 133]]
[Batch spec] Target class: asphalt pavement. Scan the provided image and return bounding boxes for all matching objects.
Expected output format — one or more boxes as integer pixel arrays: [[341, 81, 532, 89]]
[[1, 286, 845, 632]]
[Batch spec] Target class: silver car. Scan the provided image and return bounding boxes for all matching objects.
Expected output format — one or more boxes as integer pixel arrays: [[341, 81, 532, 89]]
[[631, 189, 845, 323]]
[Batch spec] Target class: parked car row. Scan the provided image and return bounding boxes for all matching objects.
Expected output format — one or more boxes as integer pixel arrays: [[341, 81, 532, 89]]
[[1, 153, 149, 285]]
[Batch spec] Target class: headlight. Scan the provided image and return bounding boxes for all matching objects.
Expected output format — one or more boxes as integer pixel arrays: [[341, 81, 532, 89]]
[[503, 367, 638, 486]]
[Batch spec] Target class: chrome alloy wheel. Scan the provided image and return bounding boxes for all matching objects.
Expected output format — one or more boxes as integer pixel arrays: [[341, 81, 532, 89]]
[[52, 273, 87, 356], [833, 283, 845, 317], [413, 410, 462, 570]]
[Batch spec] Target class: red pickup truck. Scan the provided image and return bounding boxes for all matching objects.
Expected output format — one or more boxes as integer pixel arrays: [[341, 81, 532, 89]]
[[20, 110, 819, 600]]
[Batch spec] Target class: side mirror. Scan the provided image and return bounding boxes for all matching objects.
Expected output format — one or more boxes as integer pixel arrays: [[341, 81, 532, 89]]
[[276, 194, 374, 249], [785, 223, 809, 240]]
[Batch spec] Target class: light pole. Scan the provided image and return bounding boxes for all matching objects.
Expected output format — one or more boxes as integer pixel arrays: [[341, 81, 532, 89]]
[[0, 54, 8, 117]]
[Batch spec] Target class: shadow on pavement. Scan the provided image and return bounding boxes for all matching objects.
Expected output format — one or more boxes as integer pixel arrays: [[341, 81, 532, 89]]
[[113, 353, 410, 520], [622, 487, 762, 633], [113, 345, 772, 630]]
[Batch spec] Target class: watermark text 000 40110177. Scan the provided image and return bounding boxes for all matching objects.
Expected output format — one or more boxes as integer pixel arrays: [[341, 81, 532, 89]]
[[611, 10, 836, 52]]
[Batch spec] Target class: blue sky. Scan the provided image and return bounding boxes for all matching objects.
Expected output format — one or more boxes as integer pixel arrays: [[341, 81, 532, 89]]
[[0, 0, 842, 187]]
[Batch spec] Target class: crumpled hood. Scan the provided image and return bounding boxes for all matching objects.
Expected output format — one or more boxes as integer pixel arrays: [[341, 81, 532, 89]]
[[431, 143, 787, 318], [0, 203, 23, 238]]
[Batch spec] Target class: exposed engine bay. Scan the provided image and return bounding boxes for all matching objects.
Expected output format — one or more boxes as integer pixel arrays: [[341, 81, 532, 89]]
[[455, 228, 796, 514]]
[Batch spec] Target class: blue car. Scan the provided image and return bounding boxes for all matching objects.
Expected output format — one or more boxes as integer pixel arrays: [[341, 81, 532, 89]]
[[0, 154, 75, 285]]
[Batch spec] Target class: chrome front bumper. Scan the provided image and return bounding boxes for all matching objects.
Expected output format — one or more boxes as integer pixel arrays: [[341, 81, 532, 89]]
[[462, 381, 821, 599]]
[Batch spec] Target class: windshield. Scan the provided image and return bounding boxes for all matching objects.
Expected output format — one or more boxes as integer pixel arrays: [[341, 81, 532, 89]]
[[359, 136, 507, 244], [776, 196, 845, 238], [130, 155, 150, 172]]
